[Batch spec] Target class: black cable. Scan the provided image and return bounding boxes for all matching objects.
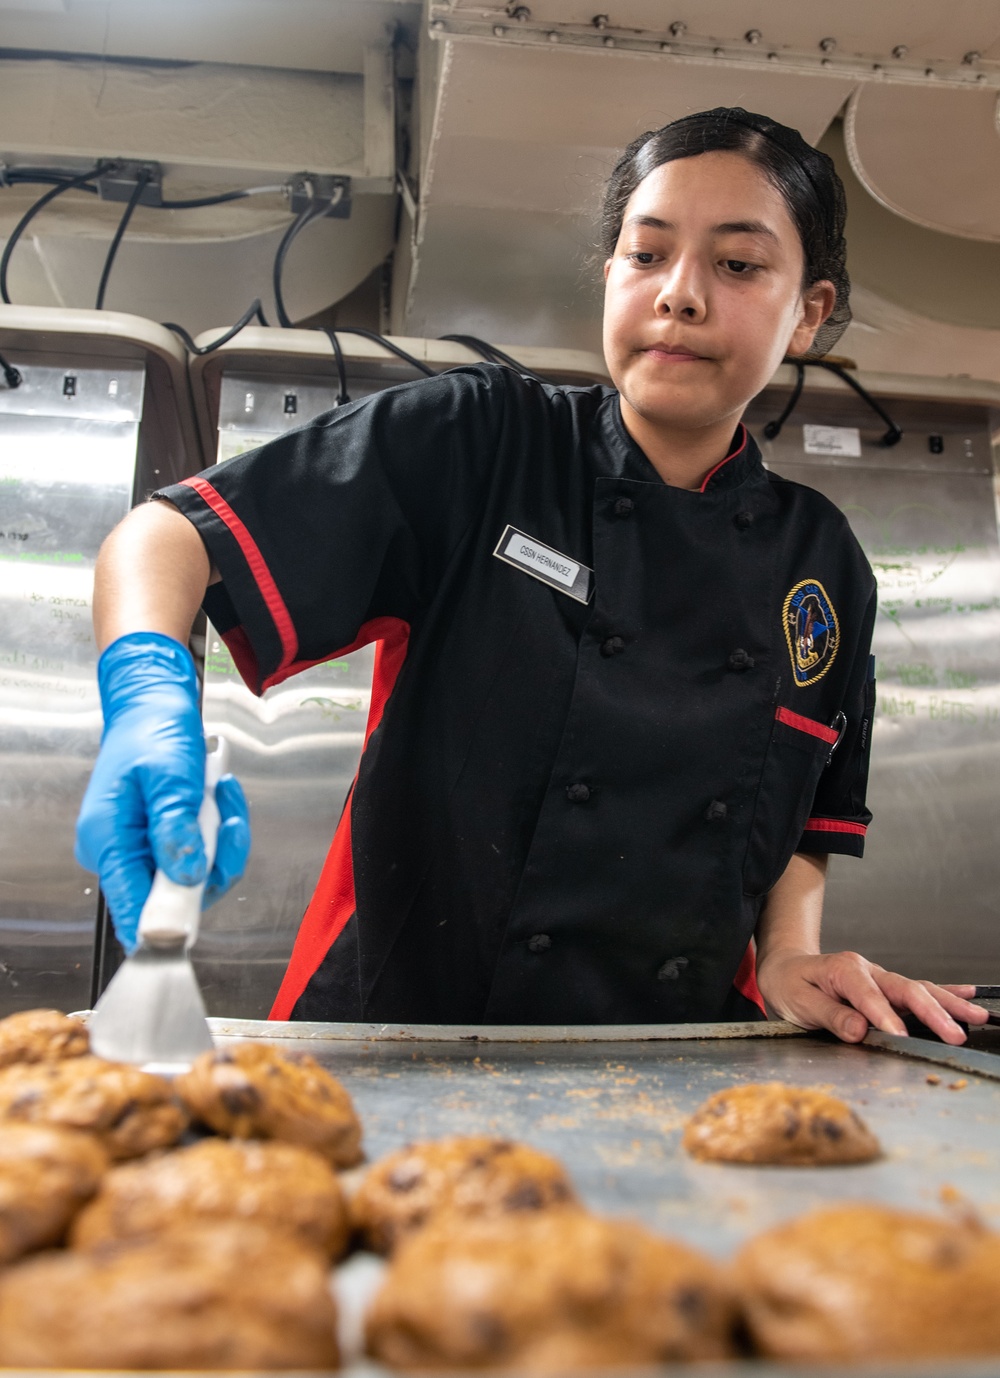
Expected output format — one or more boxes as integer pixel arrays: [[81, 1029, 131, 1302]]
[[0, 164, 102, 305], [764, 358, 903, 448], [159, 188, 252, 210], [439, 332, 548, 384], [0, 349, 22, 388], [1, 171, 100, 193], [320, 328, 351, 405], [162, 299, 269, 355], [763, 361, 805, 440], [273, 199, 329, 329], [809, 359, 903, 447], [329, 326, 435, 377], [94, 168, 151, 310]]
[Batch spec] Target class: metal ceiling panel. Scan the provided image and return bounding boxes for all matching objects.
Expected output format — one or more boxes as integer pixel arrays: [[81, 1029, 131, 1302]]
[[846, 84, 1000, 243], [442, 0, 1000, 77], [0, 0, 419, 77], [403, 37, 854, 346]]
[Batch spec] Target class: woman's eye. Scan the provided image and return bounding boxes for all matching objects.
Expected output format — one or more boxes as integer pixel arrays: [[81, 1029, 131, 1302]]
[[627, 252, 656, 266], [725, 259, 757, 274]]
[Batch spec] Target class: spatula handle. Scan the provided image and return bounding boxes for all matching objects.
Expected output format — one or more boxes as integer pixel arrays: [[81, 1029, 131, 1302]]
[[137, 737, 228, 947]]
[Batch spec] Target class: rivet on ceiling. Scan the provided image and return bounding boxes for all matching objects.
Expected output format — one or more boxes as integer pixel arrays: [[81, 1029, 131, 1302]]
[[744, 29, 762, 45], [819, 37, 837, 54], [669, 21, 686, 37], [891, 45, 908, 59]]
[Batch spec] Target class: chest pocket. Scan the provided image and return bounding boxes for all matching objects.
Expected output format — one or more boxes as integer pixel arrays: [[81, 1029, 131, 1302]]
[[742, 704, 837, 897]]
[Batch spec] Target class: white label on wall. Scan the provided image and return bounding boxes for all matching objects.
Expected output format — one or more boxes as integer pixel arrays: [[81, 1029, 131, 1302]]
[[803, 424, 862, 457]]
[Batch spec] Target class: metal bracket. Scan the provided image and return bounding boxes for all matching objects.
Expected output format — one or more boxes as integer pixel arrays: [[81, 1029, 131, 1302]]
[[97, 160, 164, 208], [288, 173, 352, 219]]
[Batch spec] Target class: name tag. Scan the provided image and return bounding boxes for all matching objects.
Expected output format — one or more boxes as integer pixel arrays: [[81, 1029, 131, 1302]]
[[493, 525, 593, 604]]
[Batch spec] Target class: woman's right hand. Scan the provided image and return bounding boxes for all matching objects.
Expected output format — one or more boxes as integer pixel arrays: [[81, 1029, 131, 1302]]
[[75, 632, 250, 952]]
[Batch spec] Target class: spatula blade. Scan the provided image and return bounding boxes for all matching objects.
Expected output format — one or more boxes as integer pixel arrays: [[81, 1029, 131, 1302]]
[[88, 940, 214, 1071]]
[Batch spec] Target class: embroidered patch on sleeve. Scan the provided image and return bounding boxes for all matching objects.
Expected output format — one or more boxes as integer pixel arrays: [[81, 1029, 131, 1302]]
[[783, 580, 840, 687]]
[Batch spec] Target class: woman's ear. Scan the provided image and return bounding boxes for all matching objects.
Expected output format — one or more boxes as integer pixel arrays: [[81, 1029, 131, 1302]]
[[603, 257, 613, 282], [787, 279, 837, 357]]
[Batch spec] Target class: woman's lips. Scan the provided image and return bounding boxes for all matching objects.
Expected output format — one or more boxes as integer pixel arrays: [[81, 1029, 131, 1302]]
[[642, 345, 708, 363]]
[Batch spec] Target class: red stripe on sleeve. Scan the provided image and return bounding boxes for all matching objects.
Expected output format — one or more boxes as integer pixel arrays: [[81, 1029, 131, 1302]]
[[182, 476, 298, 671], [803, 817, 868, 837], [775, 705, 839, 745], [268, 616, 411, 1020], [699, 423, 748, 492]]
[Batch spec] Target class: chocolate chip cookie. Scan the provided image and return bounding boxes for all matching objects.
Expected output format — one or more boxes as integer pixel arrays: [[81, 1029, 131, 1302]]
[[0, 1123, 108, 1265], [736, 1203, 1000, 1360], [0, 1056, 187, 1160], [0, 1009, 89, 1069], [683, 1082, 881, 1165], [0, 1220, 339, 1370], [72, 1136, 350, 1257], [366, 1209, 737, 1369], [175, 1043, 362, 1167], [352, 1135, 577, 1254]]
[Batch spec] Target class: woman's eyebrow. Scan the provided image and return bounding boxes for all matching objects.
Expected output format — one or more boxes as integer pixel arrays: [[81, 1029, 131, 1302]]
[[622, 214, 779, 242], [714, 219, 779, 242]]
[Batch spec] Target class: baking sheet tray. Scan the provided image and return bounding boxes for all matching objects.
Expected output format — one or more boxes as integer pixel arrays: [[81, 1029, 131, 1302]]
[[211, 1019, 1000, 1261], [56, 1017, 1000, 1376]]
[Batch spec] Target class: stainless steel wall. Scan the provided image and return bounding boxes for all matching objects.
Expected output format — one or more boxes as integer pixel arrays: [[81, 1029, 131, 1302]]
[[193, 373, 380, 1017], [0, 362, 145, 1013], [744, 383, 1000, 984]]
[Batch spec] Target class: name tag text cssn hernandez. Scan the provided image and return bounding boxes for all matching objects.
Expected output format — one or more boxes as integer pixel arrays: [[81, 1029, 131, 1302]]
[[493, 525, 593, 604]]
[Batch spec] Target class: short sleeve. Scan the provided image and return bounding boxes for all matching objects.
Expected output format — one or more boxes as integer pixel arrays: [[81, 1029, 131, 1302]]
[[154, 365, 506, 694], [795, 585, 877, 859]]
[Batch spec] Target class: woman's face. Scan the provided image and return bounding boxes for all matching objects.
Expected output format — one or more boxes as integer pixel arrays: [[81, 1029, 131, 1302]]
[[602, 151, 835, 435]]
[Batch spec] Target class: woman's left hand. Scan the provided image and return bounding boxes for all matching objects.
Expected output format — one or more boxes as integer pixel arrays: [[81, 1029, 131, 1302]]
[[755, 948, 989, 1046]]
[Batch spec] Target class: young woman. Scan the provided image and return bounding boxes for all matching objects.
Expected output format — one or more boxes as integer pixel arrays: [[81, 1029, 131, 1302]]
[[77, 107, 987, 1045]]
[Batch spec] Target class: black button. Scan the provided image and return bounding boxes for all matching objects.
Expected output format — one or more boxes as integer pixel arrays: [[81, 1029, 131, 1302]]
[[566, 782, 591, 803], [705, 800, 728, 822], [600, 635, 626, 657], [527, 934, 552, 953], [657, 956, 689, 981], [734, 510, 754, 530], [613, 497, 634, 518], [728, 648, 755, 671]]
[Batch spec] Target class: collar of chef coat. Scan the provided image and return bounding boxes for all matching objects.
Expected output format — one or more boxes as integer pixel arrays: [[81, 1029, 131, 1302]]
[[603, 396, 757, 495]]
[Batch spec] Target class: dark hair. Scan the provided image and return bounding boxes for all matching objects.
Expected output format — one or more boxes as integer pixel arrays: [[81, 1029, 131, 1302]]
[[601, 106, 849, 358]]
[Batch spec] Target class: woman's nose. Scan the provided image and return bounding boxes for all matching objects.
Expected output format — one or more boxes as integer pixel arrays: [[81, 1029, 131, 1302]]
[[654, 260, 707, 322]]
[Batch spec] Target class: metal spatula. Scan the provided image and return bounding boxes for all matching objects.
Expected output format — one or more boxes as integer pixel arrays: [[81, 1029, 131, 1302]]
[[88, 737, 227, 1073]]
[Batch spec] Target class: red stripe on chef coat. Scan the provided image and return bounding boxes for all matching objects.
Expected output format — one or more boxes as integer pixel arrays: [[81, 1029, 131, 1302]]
[[774, 706, 840, 745], [269, 617, 411, 1021], [733, 940, 765, 1016], [698, 424, 748, 492], [803, 817, 868, 837], [182, 477, 299, 678]]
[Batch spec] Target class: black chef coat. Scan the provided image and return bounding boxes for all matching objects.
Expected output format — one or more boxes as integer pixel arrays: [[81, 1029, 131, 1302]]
[[157, 363, 877, 1026]]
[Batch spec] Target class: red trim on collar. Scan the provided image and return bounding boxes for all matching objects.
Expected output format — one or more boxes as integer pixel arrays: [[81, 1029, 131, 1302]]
[[698, 423, 748, 493]]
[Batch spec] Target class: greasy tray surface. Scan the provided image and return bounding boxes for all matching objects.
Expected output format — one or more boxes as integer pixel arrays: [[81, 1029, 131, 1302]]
[[210, 1021, 1000, 1259]]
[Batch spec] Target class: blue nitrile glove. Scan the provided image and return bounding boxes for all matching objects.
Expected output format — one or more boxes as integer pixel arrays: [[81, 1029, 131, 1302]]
[[75, 632, 250, 952]]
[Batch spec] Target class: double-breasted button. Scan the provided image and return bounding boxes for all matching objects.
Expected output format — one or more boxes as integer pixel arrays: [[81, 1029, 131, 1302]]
[[566, 782, 591, 803], [705, 800, 728, 822], [527, 934, 552, 953], [600, 635, 626, 657], [613, 496, 635, 518], [657, 956, 689, 981], [734, 510, 755, 530], [728, 648, 755, 671]]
